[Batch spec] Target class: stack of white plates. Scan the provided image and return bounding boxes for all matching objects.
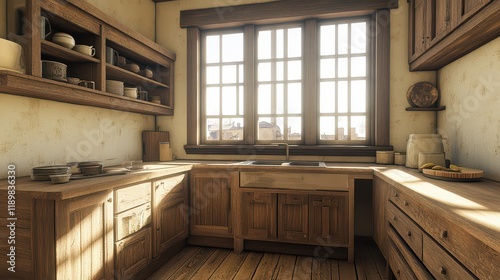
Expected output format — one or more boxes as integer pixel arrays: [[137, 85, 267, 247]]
[[31, 165, 71, 181], [106, 80, 124, 95]]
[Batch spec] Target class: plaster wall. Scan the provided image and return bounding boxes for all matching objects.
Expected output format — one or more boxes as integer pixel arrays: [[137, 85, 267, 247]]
[[437, 38, 500, 181]]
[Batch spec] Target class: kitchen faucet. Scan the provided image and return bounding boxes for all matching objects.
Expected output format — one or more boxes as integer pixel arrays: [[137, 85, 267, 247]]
[[272, 142, 289, 161]]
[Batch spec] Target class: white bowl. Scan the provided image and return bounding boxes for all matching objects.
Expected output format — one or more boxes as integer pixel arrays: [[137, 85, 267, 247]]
[[52, 32, 75, 49], [0, 38, 26, 73], [124, 87, 138, 98]]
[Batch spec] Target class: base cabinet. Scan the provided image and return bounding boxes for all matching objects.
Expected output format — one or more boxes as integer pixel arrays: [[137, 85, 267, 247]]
[[56, 191, 114, 280], [278, 194, 309, 242], [189, 170, 238, 238], [309, 194, 349, 246], [372, 176, 389, 258], [241, 191, 277, 240], [154, 174, 189, 257], [115, 228, 152, 280]]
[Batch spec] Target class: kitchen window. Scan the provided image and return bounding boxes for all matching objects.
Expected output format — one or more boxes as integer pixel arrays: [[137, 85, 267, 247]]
[[182, 1, 394, 156]]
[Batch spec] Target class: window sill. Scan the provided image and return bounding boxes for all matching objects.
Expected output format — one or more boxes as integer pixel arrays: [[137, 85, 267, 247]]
[[184, 145, 393, 157]]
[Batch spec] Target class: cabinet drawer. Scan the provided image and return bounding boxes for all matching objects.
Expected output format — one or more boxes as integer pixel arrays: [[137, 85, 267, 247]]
[[423, 235, 475, 280], [387, 201, 423, 259], [154, 174, 187, 201], [115, 182, 151, 213], [240, 171, 348, 191], [388, 239, 417, 280], [115, 203, 151, 241], [115, 227, 152, 280]]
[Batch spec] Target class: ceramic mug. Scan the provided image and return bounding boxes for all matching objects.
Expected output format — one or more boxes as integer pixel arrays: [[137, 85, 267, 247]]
[[105, 47, 119, 65], [78, 80, 95, 90], [73, 45, 95, 57], [40, 16, 51, 39]]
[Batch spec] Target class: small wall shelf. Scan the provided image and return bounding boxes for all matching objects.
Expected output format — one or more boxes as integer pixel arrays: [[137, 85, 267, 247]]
[[406, 106, 446, 111]]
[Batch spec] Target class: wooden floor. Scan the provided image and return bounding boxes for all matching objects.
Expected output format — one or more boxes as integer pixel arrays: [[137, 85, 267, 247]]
[[146, 239, 387, 280]]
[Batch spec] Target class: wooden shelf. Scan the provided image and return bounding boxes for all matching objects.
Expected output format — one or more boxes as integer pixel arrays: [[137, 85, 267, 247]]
[[0, 71, 173, 115], [41, 40, 100, 63], [406, 106, 446, 111], [106, 64, 169, 90]]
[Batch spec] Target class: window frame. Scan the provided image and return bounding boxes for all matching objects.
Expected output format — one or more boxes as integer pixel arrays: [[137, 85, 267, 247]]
[[183, 1, 394, 157]]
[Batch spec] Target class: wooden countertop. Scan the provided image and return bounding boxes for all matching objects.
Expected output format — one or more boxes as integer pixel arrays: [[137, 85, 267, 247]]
[[373, 165, 500, 256]]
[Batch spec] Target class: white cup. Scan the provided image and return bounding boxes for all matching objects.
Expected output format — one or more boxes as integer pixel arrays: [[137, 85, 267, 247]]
[[73, 45, 96, 57]]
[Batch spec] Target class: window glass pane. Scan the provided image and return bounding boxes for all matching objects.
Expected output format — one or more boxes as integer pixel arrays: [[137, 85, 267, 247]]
[[206, 66, 220, 84], [258, 62, 272, 82], [222, 65, 237, 84], [258, 84, 271, 114], [320, 25, 336, 55], [239, 64, 244, 82], [338, 81, 348, 113], [351, 116, 366, 140], [206, 35, 220, 63], [239, 86, 244, 114], [351, 22, 366, 54], [258, 117, 283, 140], [287, 60, 301, 80], [288, 83, 302, 114], [338, 116, 348, 140], [222, 118, 243, 140], [206, 87, 220, 116], [287, 117, 302, 140], [276, 29, 284, 59], [277, 83, 284, 114], [351, 80, 366, 113], [320, 58, 336, 79], [276, 61, 284, 81], [338, 58, 348, 78], [222, 33, 243, 62], [287, 28, 302, 58], [258, 30, 271, 59], [320, 116, 335, 140], [320, 82, 335, 113], [206, 118, 219, 140], [222, 86, 237, 115], [338, 24, 348, 54], [351, 56, 366, 77]]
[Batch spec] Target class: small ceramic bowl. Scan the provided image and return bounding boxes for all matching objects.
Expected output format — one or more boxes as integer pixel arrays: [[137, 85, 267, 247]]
[[0, 38, 26, 73], [52, 32, 75, 49], [49, 174, 71, 184], [67, 77, 80, 85], [42, 60, 67, 82], [124, 87, 138, 98]]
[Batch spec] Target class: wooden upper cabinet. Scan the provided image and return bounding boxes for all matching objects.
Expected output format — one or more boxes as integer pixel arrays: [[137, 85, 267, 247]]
[[309, 194, 349, 246], [278, 194, 309, 242], [241, 191, 277, 240], [189, 170, 238, 238]]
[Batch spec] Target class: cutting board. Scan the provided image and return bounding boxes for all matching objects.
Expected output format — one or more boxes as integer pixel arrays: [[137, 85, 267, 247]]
[[142, 131, 169, 162], [423, 168, 483, 182], [406, 81, 439, 108]]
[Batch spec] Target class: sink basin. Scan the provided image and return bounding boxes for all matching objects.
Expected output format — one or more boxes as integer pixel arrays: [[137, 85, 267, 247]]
[[245, 160, 326, 167]]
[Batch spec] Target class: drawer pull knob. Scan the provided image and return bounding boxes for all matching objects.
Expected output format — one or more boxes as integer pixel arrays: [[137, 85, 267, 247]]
[[107, 198, 113, 203], [440, 230, 448, 238], [440, 266, 447, 275], [407, 231, 412, 237], [396, 269, 401, 275], [394, 192, 398, 197], [404, 200, 409, 206], [393, 216, 397, 221]]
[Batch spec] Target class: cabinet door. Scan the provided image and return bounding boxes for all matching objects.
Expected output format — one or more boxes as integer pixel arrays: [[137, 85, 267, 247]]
[[309, 194, 349, 246], [373, 177, 389, 258], [241, 191, 277, 240], [115, 227, 152, 280], [190, 170, 237, 237], [278, 194, 308, 242], [56, 191, 114, 280], [427, 0, 451, 47], [409, 0, 428, 60], [154, 173, 188, 257], [454, 0, 492, 26]]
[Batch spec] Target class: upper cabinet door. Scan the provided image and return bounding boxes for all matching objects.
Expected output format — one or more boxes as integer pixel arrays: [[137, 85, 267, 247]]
[[427, 0, 451, 48], [453, 0, 492, 26], [409, 0, 428, 60]]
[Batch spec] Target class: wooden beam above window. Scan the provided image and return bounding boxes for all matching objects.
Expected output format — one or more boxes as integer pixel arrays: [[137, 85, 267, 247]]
[[180, 0, 398, 29]]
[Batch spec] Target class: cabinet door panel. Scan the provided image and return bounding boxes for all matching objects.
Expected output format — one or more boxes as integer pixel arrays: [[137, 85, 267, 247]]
[[373, 177, 389, 259], [454, 0, 492, 25], [56, 191, 114, 280], [115, 227, 152, 280], [410, 0, 428, 59], [427, 0, 451, 47], [309, 194, 349, 246], [278, 194, 308, 242], [241, 191, 277, 240]]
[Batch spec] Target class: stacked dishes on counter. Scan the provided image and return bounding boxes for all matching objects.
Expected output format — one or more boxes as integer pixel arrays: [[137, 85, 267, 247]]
[[106, 80, 124, 95], [31, 165, 71, 181]]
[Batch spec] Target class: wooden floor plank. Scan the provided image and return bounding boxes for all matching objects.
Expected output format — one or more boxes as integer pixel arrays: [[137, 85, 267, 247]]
[[233, 251, 264, 280], [331, 259, 340, 280], [168, 247, 217, 280], [339, 260, 357, 280], [292, 256, 313, 280], [271, 254, 296, 280], [251, 253, 280, 279], [190, 249, 231, 280], [312, 258, 332, 280], [209, 251, 249, 279], [146, 246, 201, 280], [368, 242, 388, 280], [356, 242, 382, 280]]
